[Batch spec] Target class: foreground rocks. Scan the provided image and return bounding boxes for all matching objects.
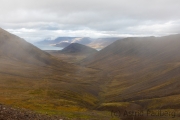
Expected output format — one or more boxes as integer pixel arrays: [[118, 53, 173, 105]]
[[0, 104, 64, 120]]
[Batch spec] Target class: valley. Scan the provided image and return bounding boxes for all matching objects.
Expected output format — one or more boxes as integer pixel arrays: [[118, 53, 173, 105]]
[[0, 28, 180, 120]]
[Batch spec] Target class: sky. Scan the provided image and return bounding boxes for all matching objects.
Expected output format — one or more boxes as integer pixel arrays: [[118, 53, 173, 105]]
[[0, 0, 180, 43]]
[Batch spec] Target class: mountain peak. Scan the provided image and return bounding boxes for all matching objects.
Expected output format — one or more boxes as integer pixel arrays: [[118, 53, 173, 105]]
[[61, 43, 98, 55]]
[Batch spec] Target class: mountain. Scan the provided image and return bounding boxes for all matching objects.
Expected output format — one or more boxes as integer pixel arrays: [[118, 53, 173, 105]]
[[36, 37, 123, 49], [1, 27, 180, 119], [53, 41, 71, 47], [60, 43, 98, 55], [36, 37, 93, 47], [0, 28, 58, 65], [87, 37, 123, 49], [0, 28, 103, 117], [71, 37, 92, 45], [81, 35, 180, 110], [36, 37, 76, 45]]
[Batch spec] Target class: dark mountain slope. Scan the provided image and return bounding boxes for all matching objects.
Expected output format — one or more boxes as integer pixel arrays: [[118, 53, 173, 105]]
[[0, 28, 58, 65], [82, 35, 180, 66]]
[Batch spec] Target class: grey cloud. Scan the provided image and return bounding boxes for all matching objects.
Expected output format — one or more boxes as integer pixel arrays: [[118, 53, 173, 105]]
[[0, 0, 180, 42]]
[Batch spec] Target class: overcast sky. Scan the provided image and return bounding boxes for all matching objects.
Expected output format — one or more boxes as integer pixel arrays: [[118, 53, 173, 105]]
[[0, 0, 180, 43]]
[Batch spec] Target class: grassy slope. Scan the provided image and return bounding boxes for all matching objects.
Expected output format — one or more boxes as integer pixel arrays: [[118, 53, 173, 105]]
[[80, 35, 180, 113], [1, 27, 180, 119], [0, 57, 118, 119]]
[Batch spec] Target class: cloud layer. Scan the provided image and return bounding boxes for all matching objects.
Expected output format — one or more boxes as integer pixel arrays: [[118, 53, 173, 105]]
[[0, 0, 180, 42]]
